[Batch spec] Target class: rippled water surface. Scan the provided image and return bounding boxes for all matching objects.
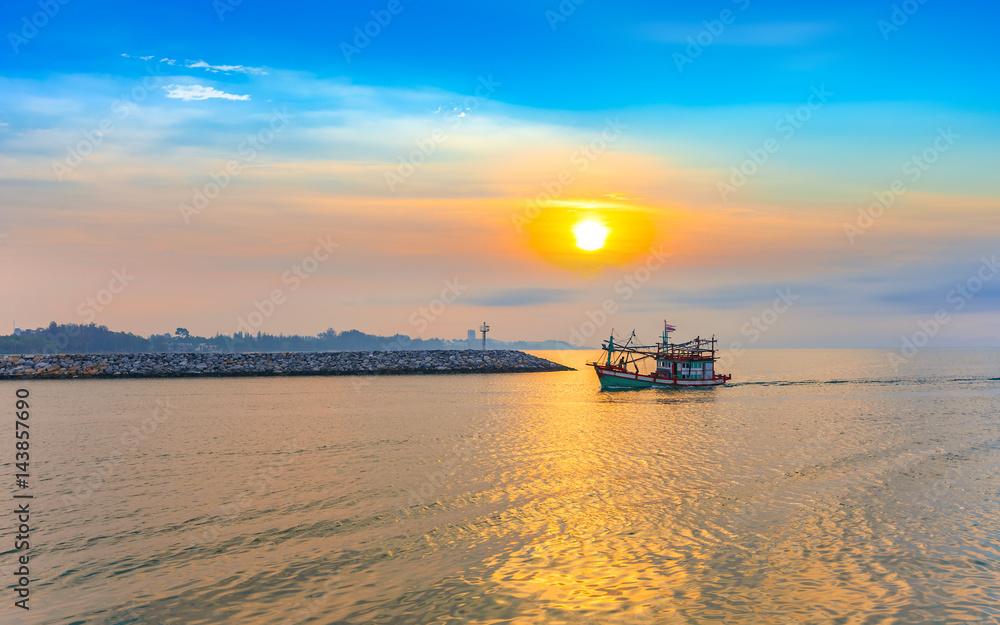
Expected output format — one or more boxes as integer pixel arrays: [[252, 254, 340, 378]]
[[6, 349, 1000, 624]]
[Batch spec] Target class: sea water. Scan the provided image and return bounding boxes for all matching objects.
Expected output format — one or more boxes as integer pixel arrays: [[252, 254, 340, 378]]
[[5, 349, 999, 624]]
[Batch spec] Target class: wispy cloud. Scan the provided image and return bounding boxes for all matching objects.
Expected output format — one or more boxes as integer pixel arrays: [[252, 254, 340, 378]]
[[642, 21, 834, 46], [121, 53, 265, 74], [466, 288, 579, 307], [163, 84, 250, 101], [185, 60, 268, 75]]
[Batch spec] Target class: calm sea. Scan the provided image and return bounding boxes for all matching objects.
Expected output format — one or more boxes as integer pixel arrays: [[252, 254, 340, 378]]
[[4, 349, 1000, 624]]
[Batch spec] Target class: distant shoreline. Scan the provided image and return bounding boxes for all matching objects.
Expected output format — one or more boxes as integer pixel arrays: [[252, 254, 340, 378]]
[[0, 350, 575, 380], [0, 322, 592, 355]]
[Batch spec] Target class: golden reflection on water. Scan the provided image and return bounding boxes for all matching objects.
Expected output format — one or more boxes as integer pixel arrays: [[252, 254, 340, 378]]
[[465, 382, 708, 622]]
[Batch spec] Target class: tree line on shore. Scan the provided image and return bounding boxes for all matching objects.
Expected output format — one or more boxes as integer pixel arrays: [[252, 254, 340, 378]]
[[0, 322, 585, 354]]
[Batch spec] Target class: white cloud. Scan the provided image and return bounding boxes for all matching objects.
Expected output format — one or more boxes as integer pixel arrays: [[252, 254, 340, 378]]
[[186, 60, 268, 75], [163, 84, 251, 101], [123, 54, 262, 73], [0, 121, 8, 127]]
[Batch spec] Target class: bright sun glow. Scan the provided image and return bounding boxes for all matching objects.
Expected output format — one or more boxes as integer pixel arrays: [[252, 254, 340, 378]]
[[572, 219, 610, 251]]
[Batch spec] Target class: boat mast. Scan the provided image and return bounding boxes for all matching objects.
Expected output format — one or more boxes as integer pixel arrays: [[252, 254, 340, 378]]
[[606, 332, 614, 367]]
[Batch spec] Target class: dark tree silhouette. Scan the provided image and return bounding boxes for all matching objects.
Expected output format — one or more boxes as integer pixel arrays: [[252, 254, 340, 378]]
[[0, 323, 585, 354]]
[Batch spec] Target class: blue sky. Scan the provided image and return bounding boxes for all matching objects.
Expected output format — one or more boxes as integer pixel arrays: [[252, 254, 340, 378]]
[[3, 0, 997, 109], [1, 0, 998, 352]]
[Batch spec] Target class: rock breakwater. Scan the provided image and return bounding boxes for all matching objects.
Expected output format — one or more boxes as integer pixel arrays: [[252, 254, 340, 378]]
[[0, 350, 575, 379]]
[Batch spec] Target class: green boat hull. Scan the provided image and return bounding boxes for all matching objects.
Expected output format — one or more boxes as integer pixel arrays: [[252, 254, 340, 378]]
[[593, 365, 729, 389], [595, 369, 653, 389]]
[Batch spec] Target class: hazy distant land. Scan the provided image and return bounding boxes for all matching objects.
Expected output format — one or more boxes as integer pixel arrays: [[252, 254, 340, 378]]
[[0, 322, 590, 355]]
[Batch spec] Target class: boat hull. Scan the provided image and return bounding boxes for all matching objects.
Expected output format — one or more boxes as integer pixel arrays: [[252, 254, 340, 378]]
[[593, 365, 729, 389]]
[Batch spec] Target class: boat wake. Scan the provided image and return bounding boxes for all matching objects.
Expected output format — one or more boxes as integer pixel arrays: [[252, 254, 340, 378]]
[[728, 376, 1000, 388]]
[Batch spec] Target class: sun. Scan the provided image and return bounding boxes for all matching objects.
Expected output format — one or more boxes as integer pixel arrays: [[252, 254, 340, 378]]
[[572, 219, 610, 251], [523, 200, 659, 273]]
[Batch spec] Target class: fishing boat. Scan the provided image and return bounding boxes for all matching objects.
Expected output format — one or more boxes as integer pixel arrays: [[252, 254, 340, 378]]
[[589, 321, 731, 389]]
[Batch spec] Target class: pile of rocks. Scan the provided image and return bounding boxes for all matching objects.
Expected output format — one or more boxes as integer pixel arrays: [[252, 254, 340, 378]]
[[0, 350, 575, 379]]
